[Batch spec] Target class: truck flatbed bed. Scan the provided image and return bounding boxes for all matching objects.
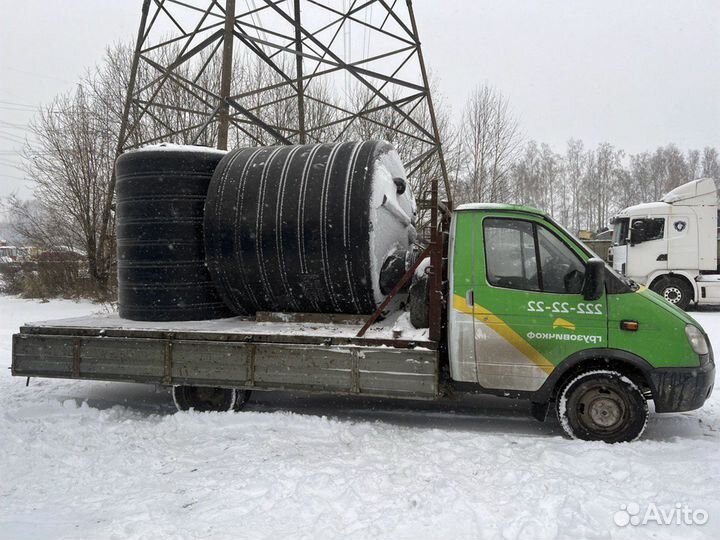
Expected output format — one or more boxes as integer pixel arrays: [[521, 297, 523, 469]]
[[12, 311, 440, 400]]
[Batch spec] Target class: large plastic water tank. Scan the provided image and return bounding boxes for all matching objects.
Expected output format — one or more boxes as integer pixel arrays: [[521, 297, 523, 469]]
[[115, 144, 232, 321], [204, 140, 417, 315]]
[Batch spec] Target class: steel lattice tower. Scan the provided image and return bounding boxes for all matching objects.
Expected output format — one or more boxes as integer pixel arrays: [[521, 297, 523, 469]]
[[114, 0, 449, 339]]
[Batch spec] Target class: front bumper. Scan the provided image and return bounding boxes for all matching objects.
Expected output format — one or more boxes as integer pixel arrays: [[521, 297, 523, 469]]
[[649, 361, 715, 413]]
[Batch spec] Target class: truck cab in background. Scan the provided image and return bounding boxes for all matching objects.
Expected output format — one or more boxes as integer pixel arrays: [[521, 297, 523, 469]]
[[610, 178, 720, 310]]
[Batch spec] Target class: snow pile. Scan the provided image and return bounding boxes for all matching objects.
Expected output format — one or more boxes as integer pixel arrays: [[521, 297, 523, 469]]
[[25, 307, 430, 343], [133, 142, 228, 155], [1, 296, 720, 539]]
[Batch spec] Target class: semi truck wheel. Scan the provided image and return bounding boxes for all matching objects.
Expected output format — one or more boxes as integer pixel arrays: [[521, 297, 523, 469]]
[[651, 277, 692, 310], [556, 370, 648, 443], [172, 385, 251, 412]]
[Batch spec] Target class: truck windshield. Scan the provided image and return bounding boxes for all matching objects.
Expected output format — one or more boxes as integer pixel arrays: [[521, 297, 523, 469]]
[[545, 214, 638, 293], [612, 218, 629, 246]]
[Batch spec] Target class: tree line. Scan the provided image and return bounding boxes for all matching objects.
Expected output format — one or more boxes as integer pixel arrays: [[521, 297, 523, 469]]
[[444, 85, 720, 233], [4, 42, 719, 296]]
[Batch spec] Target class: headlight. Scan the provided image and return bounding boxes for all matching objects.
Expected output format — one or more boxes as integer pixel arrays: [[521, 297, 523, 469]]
[[685, 325, 709, 356]]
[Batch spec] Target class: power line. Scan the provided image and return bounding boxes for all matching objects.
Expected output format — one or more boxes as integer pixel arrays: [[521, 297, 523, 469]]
[[0, 65, 73, 84], [0, 134, 27, 145], [0, 120, 30, 128], [0, 174, 28, 181], [0, 99, 38, 108], [0, 105, 38, 112], [0, 160, 24, 170]]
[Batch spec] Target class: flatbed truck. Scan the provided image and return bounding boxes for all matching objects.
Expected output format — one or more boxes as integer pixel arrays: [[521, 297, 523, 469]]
[[12, 204, 715, 442]]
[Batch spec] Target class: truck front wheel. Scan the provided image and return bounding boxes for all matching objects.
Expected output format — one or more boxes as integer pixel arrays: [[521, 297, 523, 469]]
[[651, 276, 693, 310], [172, 385, 251, 412], [556, 370, 648, 443]]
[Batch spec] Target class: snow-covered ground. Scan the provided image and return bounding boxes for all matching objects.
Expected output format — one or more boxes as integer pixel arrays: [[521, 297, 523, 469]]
[[1, 295, 719, 540]]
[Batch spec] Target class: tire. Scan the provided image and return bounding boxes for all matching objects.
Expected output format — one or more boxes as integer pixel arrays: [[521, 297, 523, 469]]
[[651, 276, 693, 310], [409, 273, 430, 328], [556, 370, 648, 443], [172, 385, 251, 412]]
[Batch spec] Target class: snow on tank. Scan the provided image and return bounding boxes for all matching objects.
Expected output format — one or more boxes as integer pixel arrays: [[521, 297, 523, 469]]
[[133, 142, 228, 155]]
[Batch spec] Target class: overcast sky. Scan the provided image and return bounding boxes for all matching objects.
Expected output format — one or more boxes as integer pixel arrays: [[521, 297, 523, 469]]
[[1, 0, 718, 200]]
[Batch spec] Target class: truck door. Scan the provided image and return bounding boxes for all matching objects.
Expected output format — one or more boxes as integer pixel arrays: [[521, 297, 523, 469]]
[[447, 211, 480, 383], [471, 215, 608, 392], [666, 213, 693, 270], [626, 217, 668, 279]]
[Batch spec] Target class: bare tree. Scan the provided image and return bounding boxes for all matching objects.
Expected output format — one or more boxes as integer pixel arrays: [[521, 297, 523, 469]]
[[702, 147, 720, 183], [565, 139, 585, 232], [510, 140, 541, 207], [456, 84, 521, 204], [10, 84, 116, 294]]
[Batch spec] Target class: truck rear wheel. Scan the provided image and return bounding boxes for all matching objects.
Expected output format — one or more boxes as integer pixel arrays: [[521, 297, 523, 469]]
[[556, 370, 648, 443], [409, 273, 430, 328], [172, 385, 251, 412], [651, 276, 692, 310]]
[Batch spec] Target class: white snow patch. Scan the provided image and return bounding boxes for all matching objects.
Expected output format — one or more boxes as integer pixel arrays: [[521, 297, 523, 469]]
[[24, 307, 430, 343], [368, 143, 417, 309], [131, 142, 228, 155]]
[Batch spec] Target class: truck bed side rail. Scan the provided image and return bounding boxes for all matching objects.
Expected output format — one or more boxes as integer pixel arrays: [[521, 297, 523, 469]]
[[12, 332, 439, 400]]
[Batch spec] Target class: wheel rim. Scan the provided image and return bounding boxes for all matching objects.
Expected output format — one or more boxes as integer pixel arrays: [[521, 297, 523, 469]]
[[575, 385, 628, 434], [588, 396, 622, 427], [663, 286, 682, 304]]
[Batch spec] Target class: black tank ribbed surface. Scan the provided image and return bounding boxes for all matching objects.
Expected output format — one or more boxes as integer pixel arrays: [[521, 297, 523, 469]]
[[204, 141, 395, 315], [115, 147, 232, 321]]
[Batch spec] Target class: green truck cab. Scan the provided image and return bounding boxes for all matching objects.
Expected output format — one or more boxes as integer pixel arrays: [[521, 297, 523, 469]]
[[448, 203, 715, 442]]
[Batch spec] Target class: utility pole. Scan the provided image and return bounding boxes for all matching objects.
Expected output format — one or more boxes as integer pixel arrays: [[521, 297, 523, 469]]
[[217, 0, 236, 151]]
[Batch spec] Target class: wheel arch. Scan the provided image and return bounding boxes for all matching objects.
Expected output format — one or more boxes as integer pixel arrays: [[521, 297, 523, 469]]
[[532, 348, 655, 407]]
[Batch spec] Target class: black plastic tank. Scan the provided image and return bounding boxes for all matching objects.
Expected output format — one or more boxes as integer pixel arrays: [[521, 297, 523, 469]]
[[115, 144, 232, 321], [204, 140, 417, 315]]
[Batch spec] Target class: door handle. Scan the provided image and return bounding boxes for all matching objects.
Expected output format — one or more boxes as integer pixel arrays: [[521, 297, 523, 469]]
[[466, 289, 474, 306]]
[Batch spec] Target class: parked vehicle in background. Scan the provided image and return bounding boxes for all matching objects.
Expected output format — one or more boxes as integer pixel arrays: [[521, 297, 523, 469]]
[[610, 178, 720, 310], [583, 229, 612, 263]]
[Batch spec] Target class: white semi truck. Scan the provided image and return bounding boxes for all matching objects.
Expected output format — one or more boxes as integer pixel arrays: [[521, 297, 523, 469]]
[[610, 178, 720, 310]]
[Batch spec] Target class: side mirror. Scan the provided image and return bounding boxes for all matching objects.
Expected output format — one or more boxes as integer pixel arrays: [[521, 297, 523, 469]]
[[582, 258, 605, 301], [630, 220, 646, 245]]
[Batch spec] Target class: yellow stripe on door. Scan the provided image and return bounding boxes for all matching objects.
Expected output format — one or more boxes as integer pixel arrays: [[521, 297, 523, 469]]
[[453, 294, 555, 375]]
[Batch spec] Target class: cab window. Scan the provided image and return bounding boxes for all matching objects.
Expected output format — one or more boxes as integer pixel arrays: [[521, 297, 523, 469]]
[[612, 218, 629, 246], [536, 225, 585, 294], [633, 217, 665, 241], [484, 219, 539, 291], [484, 218, 585, 294]]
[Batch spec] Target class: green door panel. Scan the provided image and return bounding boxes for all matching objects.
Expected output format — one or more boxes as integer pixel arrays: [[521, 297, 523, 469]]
[[449, 210, 609, 392], [472, 214, 607, 391]]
